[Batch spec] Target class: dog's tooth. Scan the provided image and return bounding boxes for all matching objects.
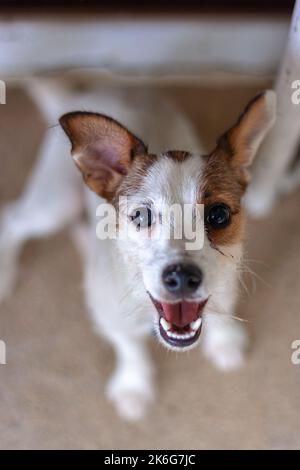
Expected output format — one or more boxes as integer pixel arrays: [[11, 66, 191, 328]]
[[190, 317, 202, 331], [165, 329, 198, 341], [160, 317, 171, 331]]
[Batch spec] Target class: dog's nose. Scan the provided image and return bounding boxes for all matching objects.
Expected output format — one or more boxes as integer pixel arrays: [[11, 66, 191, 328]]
[[162, 263, 203, 295]]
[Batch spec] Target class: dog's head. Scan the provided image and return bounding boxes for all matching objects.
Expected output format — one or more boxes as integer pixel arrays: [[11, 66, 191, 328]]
[[60, 91, 276, 351]]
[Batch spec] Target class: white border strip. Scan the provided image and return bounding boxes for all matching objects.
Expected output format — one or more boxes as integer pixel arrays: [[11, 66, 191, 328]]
[[0, 17, 289, 78]]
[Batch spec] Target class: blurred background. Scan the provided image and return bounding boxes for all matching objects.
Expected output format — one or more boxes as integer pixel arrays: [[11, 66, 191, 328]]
[[1, 0, 300, 450]]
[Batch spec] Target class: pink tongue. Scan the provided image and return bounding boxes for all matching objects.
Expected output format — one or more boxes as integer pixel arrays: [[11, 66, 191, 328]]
[[161, 300, 200, 327]]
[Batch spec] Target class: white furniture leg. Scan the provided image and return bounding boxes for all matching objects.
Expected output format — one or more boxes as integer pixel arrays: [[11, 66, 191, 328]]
[[244, 0, 300, 217]]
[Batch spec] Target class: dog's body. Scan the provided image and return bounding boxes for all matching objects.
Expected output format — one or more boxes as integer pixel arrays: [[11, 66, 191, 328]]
[[0, 81, 276, 420]]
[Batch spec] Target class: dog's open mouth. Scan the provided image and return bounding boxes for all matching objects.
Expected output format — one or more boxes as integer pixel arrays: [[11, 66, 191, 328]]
[[149, 295, 208, 349]]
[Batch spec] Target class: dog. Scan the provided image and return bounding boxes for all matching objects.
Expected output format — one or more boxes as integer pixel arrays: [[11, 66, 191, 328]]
[[0, 80, 276, 420]]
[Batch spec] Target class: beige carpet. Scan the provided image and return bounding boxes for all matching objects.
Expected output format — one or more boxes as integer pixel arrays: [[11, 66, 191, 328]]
[[1, 85, 300, 450]]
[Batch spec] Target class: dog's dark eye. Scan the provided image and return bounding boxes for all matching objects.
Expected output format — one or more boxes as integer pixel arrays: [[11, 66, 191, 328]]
[[206, 203, 231, 229], [130, 207, 154, 229]]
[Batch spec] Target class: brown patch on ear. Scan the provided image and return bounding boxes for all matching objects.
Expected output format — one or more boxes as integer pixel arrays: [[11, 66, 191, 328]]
[[59, 111, 148, 200], [215, 90, 276, 185]]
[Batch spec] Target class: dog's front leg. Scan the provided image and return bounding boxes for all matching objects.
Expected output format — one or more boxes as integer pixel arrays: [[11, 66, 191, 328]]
[[201, 314, 248, 371], [201, 285, 248, 371], [103, 331, 154, 422], [84, 237, 155, 421]]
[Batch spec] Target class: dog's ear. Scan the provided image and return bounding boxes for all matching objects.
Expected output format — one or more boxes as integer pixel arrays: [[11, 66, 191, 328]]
[[59, 112, 147, 200], [216, 90, 276, 183]]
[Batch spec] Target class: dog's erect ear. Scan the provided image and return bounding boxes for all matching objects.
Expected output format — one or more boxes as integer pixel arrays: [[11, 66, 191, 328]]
[[59, 112, 147, 199], [216, 90, 276, 182]]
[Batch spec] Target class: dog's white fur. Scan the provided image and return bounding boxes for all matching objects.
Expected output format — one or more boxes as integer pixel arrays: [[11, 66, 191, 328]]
[[0, 80, 275, 420]]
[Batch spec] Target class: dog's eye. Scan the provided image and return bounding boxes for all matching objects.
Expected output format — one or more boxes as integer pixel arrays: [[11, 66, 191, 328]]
[[130, 207, 154, 229], [206, 203, 231, 229]]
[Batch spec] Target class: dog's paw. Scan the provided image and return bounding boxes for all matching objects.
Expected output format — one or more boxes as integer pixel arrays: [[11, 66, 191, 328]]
[[202, 321, 248, 372], [106, 371, 154, 422], [204, 341, 246, 371], [111, 390, 153, 422]]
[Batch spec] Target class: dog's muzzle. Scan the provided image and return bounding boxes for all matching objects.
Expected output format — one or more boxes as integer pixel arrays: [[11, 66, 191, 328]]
[[149, 295, 208, 349]]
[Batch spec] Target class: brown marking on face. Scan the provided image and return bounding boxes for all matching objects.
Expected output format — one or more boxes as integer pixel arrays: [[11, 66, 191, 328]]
[[115, 149, 192, 202], [164, 150, 192, 162], [200, 150, 246, 247], [114, 153, 158, 204], [115, 150, 192, 202]]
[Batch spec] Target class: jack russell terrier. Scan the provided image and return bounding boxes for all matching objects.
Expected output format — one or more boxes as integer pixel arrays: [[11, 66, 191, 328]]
[[0, 82, 276, 420]]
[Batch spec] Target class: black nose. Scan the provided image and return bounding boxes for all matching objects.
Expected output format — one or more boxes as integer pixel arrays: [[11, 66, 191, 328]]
[[162, 263, 203, 295]]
